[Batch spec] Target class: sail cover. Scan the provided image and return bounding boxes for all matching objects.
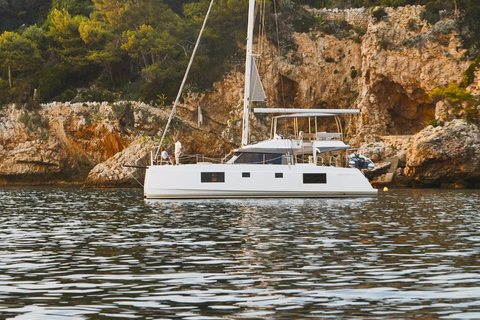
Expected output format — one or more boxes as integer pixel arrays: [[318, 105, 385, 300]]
[[249, 58, 266, 102]]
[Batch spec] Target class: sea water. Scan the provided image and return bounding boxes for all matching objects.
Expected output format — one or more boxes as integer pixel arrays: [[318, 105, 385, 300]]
[[0, 187, 479, 319]]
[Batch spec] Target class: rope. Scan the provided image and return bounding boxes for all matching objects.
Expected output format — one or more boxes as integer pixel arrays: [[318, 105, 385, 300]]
[[124, 166, 144, 187]]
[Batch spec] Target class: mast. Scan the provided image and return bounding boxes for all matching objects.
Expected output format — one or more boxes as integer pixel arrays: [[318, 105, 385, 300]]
[[241, 0, 256, 146]]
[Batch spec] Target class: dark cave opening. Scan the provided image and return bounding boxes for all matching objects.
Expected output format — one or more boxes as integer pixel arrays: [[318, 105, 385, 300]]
[[373, 80, 435, 135], [277, 74, 299, 107]]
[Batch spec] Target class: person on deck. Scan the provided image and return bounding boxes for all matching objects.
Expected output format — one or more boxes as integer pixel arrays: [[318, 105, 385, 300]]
[[174, 137, 183, 165], [160, 147, 171, 165]]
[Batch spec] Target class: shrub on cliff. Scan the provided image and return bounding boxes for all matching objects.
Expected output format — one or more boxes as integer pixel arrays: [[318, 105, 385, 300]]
[[18, 111, 50, 132], [462, 54, 480, 87], [371, 7, 388, 23], [430, 83, 479, 124], [430, 83, 475, 104]]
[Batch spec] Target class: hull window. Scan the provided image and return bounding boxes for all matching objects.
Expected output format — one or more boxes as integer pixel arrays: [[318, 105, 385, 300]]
[[201, 172, 225, 183], [242, 172, 250, 178], [275, 173, 283, 178], [303, 173, 327, 184]]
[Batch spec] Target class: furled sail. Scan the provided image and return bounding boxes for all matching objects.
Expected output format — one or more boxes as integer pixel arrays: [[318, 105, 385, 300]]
[[249, 58, 266, 102]]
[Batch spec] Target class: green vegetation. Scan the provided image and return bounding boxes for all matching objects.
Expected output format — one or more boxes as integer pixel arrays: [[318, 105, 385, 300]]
[[0, 0, 479, 108], [430, 83, 479, 124], [0, 0, 249, 106], [427, 119, 444, 127], [350, 69, 358, 79], [371, 7, 388, 23], [430, 83, 475, 104], [462, 54, 480, 87], [18, 111, 50, 131]]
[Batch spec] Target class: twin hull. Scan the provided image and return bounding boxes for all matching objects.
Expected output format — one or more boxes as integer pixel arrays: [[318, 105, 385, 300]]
[[144, 164, 377, 199]]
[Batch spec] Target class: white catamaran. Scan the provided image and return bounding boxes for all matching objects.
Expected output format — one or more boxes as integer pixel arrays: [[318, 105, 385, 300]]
[[143, 0, 377, 199]]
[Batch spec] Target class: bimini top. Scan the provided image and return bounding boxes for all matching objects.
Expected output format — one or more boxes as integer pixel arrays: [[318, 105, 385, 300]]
[[233, 138, 350, 154], [253, 108, 360, 115], [272, 113, 336, 118], [234, 139, 303, 154]]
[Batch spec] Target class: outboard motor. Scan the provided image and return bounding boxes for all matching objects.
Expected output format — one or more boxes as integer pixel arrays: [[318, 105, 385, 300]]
[[348, 153, 375, 170]]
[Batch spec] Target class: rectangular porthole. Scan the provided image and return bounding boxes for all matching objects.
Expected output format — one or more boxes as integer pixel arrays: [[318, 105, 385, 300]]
[[242, 172, 250, 178], [275, 173, 283, 178], [303, 173, 327, 184], [201, 172, 225, 183]]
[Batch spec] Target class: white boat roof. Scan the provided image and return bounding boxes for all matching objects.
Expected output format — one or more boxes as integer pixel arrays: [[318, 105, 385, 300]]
[[235, 139, 350, 154], [273, 113, 336, 118], [253, 108, 360, 114], [235, 139, 302, 153]]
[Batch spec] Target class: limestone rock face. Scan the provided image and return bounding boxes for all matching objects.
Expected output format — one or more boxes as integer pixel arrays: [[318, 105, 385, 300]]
[[191, 6, 474, 144], [0, 102, 166, 185], [405, 120, 480, 186], [354, 7, 469, 142], [84, 137, 156, 188]]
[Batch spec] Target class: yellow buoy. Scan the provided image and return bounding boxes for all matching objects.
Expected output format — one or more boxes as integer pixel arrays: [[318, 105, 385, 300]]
[[383, 187, 389, 192]]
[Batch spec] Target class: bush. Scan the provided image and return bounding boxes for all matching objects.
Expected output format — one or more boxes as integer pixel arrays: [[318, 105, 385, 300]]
[[18, 111, 49, 132], [379, 37, 395, 50], [350, 69, 358, 79], [461, 54, 480, 87], [428, 119, 444, 127], [0, 80, 12, 106], [371, 7, 388, 23], [112, 102, 135, 131], [403, 34, 426, 48], [324, 20, 354, 40], [430, 83, 475, 104], [56, 88, 77, 102], [75, 88, 115, 102], [351, 35, 362, 44], [430, 83, 479, 124], [37, 65, 69, 102], [24, 99, 41, 111], [421, 1, 453, 25], [407, 18, 419, 31]]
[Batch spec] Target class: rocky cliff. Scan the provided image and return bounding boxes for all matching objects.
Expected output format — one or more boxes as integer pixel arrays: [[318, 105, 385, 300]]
[[0, 102, 152, 185], [0, 5, 479, 188], [0, 101, 232, 186]]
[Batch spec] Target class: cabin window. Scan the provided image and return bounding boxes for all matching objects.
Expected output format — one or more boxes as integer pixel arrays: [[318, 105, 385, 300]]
[[201, 172, 225, 183], [275, 173, 283, 178], [234, 153, 283, 165], [303, 173, 327, 184], [242, 172, 250, 178]]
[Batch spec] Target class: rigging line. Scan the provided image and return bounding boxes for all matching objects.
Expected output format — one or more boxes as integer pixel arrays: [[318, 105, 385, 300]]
[[273, 0, 285, 110], [125, 167, 144, 187], [272, 0, 290, 153], [256, 1, 261, 55], [258, 0, 266, 56], [272, 0, 286, 139], [262, 0, 267, 53], [154, 0, 215, 162]]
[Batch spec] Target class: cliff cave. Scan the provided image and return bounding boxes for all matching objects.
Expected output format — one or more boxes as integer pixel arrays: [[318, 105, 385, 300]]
[[372, 79, 435, 135]]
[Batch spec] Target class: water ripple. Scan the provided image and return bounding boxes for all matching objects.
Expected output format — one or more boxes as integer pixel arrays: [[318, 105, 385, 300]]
[[0, 188, 479, 319]]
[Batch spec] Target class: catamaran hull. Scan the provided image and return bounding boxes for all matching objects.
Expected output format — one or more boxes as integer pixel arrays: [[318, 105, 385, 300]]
[[144, 164, 377, 199]]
